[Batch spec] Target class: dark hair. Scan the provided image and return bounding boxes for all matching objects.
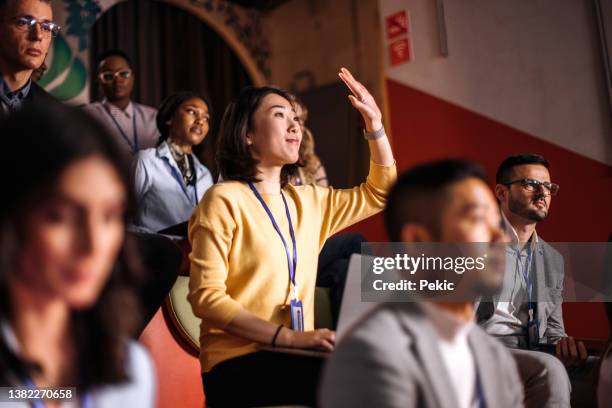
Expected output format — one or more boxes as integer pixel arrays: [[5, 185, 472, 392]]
[[384, 159, 488, 241], [156, 91, 212, 146], [95, 49, 133, 72], [0, 104, 143, 389], [495, 153, 550, 184], [217, 86, 301, 186]]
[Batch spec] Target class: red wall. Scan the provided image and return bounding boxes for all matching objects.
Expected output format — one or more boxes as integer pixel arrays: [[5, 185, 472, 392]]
[[140, 310, 205, 408], [351, 79, 612, 339]]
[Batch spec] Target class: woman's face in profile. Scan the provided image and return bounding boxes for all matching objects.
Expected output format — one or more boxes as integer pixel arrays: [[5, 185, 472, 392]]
[[16, 156, 127, 309], [169, 97, 210, 147]]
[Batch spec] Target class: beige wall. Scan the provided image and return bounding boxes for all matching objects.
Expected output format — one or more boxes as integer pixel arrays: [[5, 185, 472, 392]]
[[264, 0, 385, 112], [379, 0, 612, 165]]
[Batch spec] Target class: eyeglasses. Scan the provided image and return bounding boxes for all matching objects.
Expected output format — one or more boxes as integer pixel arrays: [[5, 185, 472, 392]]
[[98, 69, 133, 84], [10, 16, 61, 38], [502, 178, 560, 196]]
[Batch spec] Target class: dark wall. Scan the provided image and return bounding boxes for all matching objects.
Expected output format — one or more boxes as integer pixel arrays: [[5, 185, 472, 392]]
[[299, 82, 370, 189]]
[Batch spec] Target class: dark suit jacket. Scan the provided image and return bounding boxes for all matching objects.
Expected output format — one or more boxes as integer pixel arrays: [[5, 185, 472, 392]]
[[477, 238, 566, 344], [0, 81, 62, 119], [23, 82, 62, 108]]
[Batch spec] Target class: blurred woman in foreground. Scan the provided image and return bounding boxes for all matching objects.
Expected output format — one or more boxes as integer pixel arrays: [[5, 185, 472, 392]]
[[0, 105, 155, 407]]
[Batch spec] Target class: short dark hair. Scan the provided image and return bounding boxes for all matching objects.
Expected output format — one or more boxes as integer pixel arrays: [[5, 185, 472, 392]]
[[95, 49, 133, 72], [0, 104, 143, 389], [216, 86, 300, 185], [495, 153, 550, 184], [156, 91, 212, 146], [384, 159, 488, 241]]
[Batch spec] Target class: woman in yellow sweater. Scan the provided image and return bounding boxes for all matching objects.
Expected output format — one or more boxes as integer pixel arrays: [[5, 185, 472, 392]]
[[188, 67, 396, 406]]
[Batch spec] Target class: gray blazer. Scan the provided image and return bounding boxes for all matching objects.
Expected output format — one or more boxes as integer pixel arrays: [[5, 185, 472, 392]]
[[476, 239, 566, 344], [320, 303, 524, 408]]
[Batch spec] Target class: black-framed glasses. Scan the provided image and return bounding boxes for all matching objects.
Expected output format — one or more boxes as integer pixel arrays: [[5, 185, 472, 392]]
[[98, 69, 133, 84], [11, 16, 61, 38], [502, 178, 560, 196]]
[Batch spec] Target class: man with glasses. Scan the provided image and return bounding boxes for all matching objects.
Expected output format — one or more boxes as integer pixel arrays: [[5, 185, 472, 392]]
[[0, 0, 60, 116], [477, 153, 589, 407], [84, 49, 159, 157]]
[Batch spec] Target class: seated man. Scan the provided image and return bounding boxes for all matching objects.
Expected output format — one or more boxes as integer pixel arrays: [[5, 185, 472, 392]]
[[84, 49, 158, 157], [0, 0, 61, 116], [320, 159, 523, 407], [478, 153, 588, 407]]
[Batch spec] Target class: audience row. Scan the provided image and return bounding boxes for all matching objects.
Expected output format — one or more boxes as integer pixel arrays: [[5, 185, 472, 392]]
[[0, 0, 610, 407]]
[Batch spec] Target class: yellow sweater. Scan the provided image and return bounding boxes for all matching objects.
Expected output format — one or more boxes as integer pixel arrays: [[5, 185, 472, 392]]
[[188, 161, 397, 372]]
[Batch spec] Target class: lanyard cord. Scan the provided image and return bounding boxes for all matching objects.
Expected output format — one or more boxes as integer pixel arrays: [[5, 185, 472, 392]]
[[102, 102, 139, 153], [163, 154, 199, 207], [247, 182, 299, 300]]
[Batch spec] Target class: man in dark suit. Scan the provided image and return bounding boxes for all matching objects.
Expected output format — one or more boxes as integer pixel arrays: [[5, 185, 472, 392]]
[[478, 153, 587, 407], [321, 160, 524, 408], [0, 0, 59, 115]]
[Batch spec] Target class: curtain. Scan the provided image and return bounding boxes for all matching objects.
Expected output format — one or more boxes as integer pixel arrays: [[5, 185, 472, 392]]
[[90, 0, 253, 175]]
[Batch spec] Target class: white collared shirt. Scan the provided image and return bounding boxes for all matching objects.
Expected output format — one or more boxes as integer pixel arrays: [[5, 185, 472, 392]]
[[83, 99, 159, 156], [483, 212, 538, 343], [0, 321, 156, 407], [130, 141, 214, 234]]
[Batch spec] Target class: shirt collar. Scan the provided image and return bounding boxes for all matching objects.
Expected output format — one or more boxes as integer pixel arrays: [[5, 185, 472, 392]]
[[501, 211, 538, 250], [156, 140, 175, 161], [0, 320, 20, 355], [421, 302, 474, 343], [0, 77, 32, 108], [102, 98, 134, 118]]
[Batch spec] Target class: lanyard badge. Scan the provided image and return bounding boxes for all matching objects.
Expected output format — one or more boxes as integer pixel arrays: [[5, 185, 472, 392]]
[[290, 298, 304, 332], [518, 242, 539, 349], [248, 182, 304, 332], [527, 315, 539, 349]]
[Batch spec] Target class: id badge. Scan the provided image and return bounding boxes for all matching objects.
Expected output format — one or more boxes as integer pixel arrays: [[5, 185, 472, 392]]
[[527, 311, 539, 349], [290, 299, 304, 332]]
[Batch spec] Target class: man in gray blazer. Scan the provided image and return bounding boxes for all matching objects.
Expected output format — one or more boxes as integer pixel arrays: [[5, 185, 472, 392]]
[[477, 153, 585, 407], [320, 160, 524, 408]]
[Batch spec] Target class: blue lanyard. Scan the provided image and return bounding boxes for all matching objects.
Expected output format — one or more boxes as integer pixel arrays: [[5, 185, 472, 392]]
[[163, 156, 199, 207], [102, 102, 139, 154], [23, 379, 92, 408], [514, 242, 535, 320], [247, 182, 298, 298], [475, 373, 486, 408]]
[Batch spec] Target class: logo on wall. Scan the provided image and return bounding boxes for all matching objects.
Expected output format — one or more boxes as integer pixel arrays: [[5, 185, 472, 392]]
[[41, 0, 114, 105], [384, 10, 413, 66]]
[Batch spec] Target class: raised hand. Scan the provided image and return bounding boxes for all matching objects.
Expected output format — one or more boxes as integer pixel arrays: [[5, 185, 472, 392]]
[[338, 67, 383, 132]]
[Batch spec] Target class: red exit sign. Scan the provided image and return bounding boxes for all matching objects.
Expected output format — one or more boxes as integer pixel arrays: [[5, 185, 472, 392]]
[[386, 10, 409, 40], [389, 38, 412, 66]]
